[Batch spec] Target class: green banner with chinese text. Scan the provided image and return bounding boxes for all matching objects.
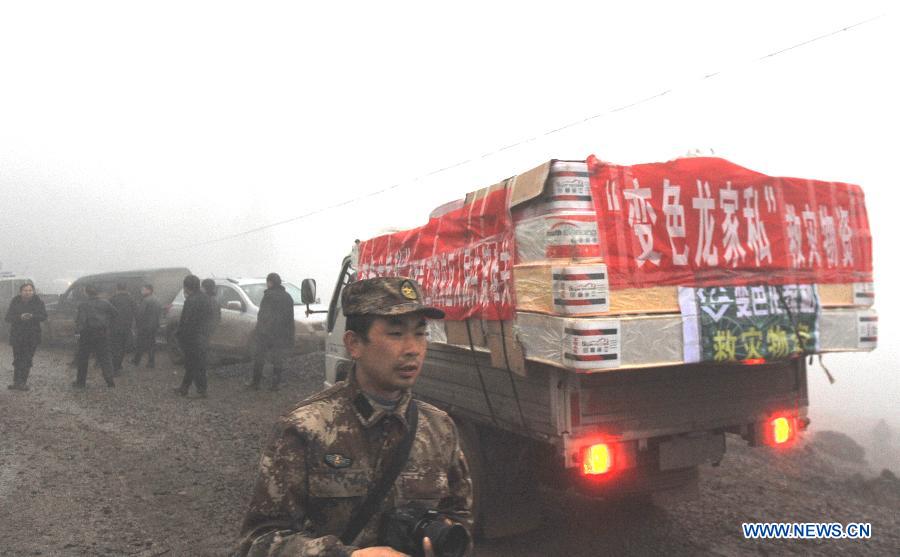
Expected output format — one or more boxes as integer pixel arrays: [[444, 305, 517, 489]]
[[678, 285, 820, 363]]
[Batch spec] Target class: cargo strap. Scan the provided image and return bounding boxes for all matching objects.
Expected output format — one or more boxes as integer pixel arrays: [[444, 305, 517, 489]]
[[817, 354, 836, 385], [499, 320, 530, 433], [466, 319, 498, 427]]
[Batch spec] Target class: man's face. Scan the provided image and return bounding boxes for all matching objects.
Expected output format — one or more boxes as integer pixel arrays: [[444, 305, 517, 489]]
[[20, 285, 34, 301], [344, 313, 428, 399], [141, 287, 151, 297]]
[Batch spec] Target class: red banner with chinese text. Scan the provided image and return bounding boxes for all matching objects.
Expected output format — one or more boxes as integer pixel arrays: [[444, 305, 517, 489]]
[[357, 156, 873, 321], [356, 185, 516, 320], [587, 156, 872, 289]]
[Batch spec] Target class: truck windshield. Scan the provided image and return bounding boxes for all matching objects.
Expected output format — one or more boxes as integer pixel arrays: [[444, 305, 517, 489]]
[[240, 282, 303, 307]]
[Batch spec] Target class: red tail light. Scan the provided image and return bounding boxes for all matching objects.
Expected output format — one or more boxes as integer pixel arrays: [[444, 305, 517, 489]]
[[766, 415, 796, 446], [582, 443, 613, 476], [742, 357, 767, 365]]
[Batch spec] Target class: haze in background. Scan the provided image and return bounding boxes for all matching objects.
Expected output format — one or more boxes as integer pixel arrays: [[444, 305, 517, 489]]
[[1, 2, 897, 452]]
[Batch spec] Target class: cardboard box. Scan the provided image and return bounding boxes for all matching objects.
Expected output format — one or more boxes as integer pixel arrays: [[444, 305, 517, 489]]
[[444, 319, 487, 348], [484, 319, 527, 376], [441, 318, 526, 376]]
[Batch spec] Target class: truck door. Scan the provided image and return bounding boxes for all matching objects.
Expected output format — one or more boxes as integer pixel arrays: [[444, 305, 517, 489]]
[[324, 256, 354, 385]]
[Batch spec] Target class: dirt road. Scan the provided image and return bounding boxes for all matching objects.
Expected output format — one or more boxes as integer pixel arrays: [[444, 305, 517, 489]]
[[1, 345, 897, 556]]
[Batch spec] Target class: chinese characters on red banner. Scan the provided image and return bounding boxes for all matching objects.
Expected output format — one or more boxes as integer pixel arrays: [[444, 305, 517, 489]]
[[357, 157, 873, 321], [356, 186, 516, 320], [588, 156, 872, 290]]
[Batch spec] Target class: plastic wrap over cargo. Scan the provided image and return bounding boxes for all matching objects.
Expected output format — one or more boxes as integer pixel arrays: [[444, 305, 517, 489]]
[[541, 161, 594, 211], [427, 319, 448, 345], [852, 282, 875, 307], [550, 264, 610, 314], [515, 307, 876, 373], [515, 312, 684, 371], [821, 308, 878, 351], [514, 210, 601, 262], [513, 161, 602, 262]]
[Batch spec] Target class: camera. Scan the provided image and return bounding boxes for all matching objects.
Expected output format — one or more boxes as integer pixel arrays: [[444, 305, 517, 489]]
[[379, 504, 471, 557]]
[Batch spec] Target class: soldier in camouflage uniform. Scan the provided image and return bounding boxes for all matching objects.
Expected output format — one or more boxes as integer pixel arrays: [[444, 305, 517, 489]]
[[236, 277, 473, 557]]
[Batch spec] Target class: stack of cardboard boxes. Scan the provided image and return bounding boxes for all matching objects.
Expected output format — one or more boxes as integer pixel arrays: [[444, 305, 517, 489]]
[[375, 158, 877, 374]]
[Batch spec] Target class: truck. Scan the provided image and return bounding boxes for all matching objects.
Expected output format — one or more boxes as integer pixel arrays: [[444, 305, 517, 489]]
[[302, 155, 876, 537]]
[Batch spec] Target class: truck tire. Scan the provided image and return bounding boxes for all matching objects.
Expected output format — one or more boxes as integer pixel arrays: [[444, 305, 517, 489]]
[[455, 419, 542, 539]]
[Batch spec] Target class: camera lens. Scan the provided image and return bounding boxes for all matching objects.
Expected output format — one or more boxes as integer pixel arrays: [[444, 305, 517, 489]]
[[422, 521, 470, 557]]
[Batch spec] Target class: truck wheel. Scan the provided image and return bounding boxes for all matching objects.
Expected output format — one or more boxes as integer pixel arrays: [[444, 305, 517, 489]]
[[455, 420, 542, 539]]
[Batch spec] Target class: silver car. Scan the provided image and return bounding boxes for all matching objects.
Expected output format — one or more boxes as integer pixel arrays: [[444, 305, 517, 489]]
[[164, 277, 326, 361]]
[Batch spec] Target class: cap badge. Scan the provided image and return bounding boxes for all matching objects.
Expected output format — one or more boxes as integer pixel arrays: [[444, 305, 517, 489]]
[[400, 281, 418, 300]]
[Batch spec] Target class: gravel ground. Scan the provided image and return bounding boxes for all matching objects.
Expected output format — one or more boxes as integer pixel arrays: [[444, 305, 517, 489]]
[[1, 344, 898, 556], [0, 345, 326, 557]]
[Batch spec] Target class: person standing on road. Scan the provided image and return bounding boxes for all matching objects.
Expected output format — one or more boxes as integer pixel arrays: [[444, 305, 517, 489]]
[[201, 278, 221, 345], [132, 284, 161, 369], [109, 282, 136, 376], [5, 282, 47, 391], [73, 284, 117, 389], [235, 277, 473, 556], [247, 272, 294, 391], [174, 274, 212, 398]]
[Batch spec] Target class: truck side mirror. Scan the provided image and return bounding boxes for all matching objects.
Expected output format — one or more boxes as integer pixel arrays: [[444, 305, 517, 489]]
[[301, 279, 317, 305], [225, 300, 243, 312]]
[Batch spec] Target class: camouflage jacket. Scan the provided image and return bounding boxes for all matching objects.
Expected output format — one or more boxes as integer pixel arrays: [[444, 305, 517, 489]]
[[235, 373, 473, 557]]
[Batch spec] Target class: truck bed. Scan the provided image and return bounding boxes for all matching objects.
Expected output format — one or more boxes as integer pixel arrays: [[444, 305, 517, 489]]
[[417, 344, 561, 439], [570, 358, 807, 440], [416, 343, 807, 449]]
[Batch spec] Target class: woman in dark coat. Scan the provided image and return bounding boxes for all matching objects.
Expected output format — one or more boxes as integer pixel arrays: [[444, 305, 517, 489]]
[[5, 282, 47, 390]]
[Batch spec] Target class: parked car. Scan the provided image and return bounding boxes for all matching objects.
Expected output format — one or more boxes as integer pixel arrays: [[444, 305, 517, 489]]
[[45, 267, 190, 343], [164, 277, 326, 362]]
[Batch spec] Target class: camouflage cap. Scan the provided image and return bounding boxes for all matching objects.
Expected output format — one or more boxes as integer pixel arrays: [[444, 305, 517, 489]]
[[342, 277, 445, 319]]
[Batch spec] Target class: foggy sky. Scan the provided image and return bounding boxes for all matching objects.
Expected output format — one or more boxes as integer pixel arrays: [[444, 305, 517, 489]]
[[1, 2, 897, 440]]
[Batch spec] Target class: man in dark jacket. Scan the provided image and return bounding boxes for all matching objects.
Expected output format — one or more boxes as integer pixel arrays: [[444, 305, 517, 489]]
[[201, 278, 221, 343], [109, 282, 136, 376], [132, 284, 162, 368], [5, 282, 47, 391], [174, 274, 213, 398], [248, 272, 295, 391], [73, 284, 117, 389]]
